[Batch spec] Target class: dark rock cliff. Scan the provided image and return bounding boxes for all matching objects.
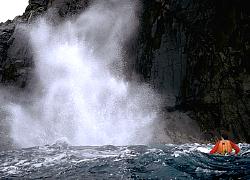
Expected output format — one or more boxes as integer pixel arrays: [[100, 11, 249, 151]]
[[0, 0, 89, 88], [181, 0, 250, 142], [0, 0, 249, 143], [135, 0, 250, 142]]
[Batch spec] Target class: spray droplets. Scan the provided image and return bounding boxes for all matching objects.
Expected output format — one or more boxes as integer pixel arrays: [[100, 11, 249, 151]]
[[7, 0, 162, 147]]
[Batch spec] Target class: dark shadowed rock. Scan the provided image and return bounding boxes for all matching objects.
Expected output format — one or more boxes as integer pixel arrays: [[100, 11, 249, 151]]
[[0, 0, 249, 145], [134, 0, 249, 142]]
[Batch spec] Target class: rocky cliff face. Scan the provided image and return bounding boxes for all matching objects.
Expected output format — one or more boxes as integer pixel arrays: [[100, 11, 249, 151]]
[[180, 0, 250, 142], [0, 0, 89, 88], [135, 0, 249, 142], [135, 0, 188, 97], [0, 0, 249, 143]]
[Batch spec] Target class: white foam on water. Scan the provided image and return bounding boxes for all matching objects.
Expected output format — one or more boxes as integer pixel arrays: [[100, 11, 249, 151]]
[[196, 147, 210, 153], [171, 143, 211, 157]]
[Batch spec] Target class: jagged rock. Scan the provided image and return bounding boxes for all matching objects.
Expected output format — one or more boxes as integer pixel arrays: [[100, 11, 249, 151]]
[[0, 0, 249, 143], [29, 0, 49, 6], [0, 0, 87, 86], [135, 0, 249, 142], [177, 0, 250, 142]]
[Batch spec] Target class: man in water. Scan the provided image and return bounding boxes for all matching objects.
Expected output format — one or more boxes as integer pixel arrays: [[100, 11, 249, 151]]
[[210, 135, 240, 155]]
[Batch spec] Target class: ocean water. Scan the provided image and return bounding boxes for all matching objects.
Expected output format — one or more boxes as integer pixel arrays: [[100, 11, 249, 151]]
[[0, 143, 249, 179]]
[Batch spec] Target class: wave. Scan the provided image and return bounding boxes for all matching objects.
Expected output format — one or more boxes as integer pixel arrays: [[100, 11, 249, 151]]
[[0, 143, 249, 179]]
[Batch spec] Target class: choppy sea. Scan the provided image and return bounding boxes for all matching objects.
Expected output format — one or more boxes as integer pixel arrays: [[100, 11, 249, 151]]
[[0, 143, 249, 179]]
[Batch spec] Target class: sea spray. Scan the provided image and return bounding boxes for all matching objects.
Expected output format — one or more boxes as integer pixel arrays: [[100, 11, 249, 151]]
[[5, 0, 164, 147]]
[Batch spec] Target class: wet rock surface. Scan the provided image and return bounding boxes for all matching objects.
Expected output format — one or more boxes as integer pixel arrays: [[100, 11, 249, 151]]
[[135, 0, 249, 142], [0, 0, 249, 144]]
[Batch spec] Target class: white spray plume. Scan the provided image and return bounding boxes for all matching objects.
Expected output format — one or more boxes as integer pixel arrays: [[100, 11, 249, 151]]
[[5, 0, 164, 147]]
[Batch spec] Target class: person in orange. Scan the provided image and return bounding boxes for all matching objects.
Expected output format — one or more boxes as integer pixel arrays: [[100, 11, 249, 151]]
[[210, 135, 240, 155]]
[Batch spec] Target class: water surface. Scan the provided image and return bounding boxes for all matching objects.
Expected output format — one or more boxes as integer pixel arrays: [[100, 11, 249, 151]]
[[0, 143, 249, 179]]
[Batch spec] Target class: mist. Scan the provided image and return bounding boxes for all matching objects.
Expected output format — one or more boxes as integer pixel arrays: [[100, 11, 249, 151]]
[[1, 0, 166, 147]]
